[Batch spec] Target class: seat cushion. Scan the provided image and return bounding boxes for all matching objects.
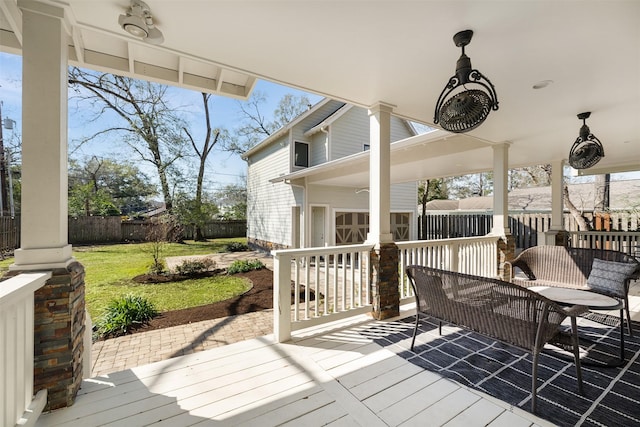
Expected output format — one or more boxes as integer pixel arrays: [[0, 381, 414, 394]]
[[586, 258, 637, 295]]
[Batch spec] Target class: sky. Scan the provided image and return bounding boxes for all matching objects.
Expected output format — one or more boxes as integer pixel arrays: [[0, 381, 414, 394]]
[[0, 51, 323, 196]]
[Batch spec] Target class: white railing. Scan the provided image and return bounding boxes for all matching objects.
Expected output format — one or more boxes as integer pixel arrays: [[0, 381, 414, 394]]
[[1, 272, 51, 427], [272, 243, 374, 342], [566, 231, 640, 257], [397, 235, 500, 301]]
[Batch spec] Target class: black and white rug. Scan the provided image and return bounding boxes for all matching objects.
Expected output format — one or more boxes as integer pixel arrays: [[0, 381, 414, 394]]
[[360, 314, 640, 427]]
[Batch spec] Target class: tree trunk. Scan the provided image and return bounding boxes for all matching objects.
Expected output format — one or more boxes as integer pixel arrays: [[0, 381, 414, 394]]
[[563, 184, 591, 230], [594, 173, 610, 211]]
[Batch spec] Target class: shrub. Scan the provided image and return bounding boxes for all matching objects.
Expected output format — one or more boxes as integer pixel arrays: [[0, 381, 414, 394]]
[[225, 242, 249, 252], [94, 295, 158, 339], [148, 259, 166, 275], [227, 259, 265, 274], [175, 258, 216, 276]]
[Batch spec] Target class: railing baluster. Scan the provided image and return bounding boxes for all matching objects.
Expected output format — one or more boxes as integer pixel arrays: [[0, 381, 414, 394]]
[[293, 258, 300, 322], [303, 257, 318, 319]]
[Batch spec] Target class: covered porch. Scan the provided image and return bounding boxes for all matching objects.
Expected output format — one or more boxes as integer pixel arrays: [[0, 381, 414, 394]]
[[1, 1, 639, 426], [35, 283, 640, 426]]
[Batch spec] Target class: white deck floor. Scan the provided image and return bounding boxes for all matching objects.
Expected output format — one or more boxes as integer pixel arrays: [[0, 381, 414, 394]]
[[37, 310, 556, 427]]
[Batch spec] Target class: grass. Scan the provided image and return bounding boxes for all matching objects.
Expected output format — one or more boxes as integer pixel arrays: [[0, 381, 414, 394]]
[[0, 238, 254, 320]]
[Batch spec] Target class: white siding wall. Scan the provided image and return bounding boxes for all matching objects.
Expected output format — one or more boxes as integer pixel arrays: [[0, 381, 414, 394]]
[[330, 109, 415, 160], [310, 132, 328, 166], [247, 133, 299, 247], [391, 182, 418, 208], [246, 99, 418, 247], [391, 116, 414, 142], [307, 181, 418, 244], [330, 108, 369, 160]]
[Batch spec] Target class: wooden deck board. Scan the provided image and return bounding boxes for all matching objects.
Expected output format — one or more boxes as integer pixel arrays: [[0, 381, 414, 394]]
[[37, 319, 551, 427], [441, 398, 506, 427], [400, 387, 482, 426]]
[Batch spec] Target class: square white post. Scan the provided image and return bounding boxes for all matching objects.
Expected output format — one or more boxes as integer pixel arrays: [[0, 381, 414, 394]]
[[366, 102, 394, 245], [491, 143, 510, 236], [12, 1, 73, 270]]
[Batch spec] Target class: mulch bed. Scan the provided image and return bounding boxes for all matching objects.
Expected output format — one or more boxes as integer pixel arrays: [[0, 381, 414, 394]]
[[130, 268, 274, 334]]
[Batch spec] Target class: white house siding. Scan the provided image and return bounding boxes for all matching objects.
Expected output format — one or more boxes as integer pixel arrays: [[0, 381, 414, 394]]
[[330, 108, 369, 159], [309, 131, 328, 166], [330, 109, 415, 160], [391, 182, 418, 209], [247, 134, 299, 250], [307, 183, 418, 245], [245, 99, 418, 250]]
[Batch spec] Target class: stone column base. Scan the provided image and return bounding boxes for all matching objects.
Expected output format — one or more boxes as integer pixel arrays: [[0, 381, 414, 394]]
[[5, 262, 86, 410], [540, 230, 569, 247], [370, 242, 399, 320]]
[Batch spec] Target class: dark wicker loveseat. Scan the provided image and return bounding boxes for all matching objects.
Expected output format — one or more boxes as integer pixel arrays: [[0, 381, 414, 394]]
[[406, 265, 586, 413], [505, 246, 640, 335]]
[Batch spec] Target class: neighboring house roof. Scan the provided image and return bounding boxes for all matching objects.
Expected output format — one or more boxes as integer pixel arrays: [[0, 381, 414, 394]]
[[423, 180, 640, 211]]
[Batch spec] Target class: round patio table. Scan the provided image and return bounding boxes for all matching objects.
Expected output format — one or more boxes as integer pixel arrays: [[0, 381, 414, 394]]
[[530, 286, 624, 366]]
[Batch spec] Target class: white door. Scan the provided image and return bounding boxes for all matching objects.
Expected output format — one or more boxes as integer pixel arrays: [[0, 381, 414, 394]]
[[312, 206, 325, 247]]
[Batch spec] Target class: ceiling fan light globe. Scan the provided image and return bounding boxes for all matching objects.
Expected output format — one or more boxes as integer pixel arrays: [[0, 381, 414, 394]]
[[119, 14, 148, 38], [124, 23, 148, 38]]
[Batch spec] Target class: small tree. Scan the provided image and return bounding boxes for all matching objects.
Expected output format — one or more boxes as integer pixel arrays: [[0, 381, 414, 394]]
[[173, 192, 219, 240], [145, 214, 184, 274]]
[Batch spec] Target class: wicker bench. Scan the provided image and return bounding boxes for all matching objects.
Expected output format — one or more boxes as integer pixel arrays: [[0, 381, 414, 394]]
[[505, 246, 640, 335], [406, 265, 585, 413]]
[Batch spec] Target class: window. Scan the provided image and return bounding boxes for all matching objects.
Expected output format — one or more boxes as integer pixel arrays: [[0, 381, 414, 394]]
[[363, 144, 370, 151], [294, 141, 309, 167]]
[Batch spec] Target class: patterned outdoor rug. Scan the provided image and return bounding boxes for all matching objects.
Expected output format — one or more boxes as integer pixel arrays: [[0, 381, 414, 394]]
[[360, 314, 640, 427]]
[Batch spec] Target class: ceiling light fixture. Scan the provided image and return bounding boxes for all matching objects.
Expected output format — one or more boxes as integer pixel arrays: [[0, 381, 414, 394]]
[[434, 30, 499, 133], [568, 112, 605, 169], [118, 0, 164, 45]]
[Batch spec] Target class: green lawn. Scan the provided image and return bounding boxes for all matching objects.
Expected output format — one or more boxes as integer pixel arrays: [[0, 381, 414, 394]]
[[0, 238, 253, 320]]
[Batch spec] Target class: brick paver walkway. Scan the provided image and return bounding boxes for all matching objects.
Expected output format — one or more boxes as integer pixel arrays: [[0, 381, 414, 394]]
[[90, 309, 273, 377], [90, 251, 275, 377]]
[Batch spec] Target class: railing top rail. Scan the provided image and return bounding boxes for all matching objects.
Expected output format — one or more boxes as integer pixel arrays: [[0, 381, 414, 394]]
[[568, 231, 640, 235], [272, 243, 375, 258], [396, 235, 500, 249], [0, 272, 51, 308]]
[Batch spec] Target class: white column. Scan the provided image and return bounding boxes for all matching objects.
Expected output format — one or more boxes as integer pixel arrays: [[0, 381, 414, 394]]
[[11, 1, 73, 270], [491, 143, 510, 236], [366, 102, 394, 244], [550, 160, 565, 231]]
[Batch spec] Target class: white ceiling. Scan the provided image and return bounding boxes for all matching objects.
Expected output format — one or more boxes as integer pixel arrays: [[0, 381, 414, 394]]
[[1, 0, 639, 180]]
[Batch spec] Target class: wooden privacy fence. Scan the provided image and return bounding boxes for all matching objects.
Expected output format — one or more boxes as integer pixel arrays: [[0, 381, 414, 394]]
[[419, 210, 640, 249], [182, 220, 247, 240], [73, 217, 247, 243], [0, 216, 19, 258], [0, 217, 247, 250]]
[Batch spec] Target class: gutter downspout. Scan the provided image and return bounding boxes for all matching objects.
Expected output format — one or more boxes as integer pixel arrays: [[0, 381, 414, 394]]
[[320, 126, 330, 162]]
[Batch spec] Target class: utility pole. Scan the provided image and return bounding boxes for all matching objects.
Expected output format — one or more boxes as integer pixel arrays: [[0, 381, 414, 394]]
[[0, 101, 11, 216]]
